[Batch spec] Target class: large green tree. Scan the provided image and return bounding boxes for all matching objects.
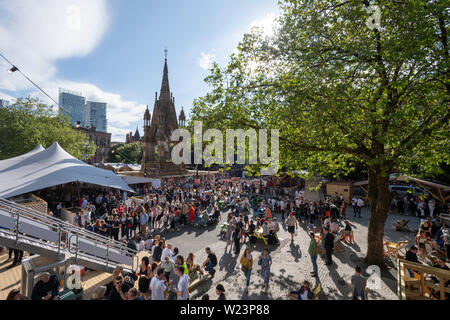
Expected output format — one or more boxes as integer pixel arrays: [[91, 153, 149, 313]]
[[107, 142, 143, 164], [191, 0, 449, 267], [0, 97, 97, 160]]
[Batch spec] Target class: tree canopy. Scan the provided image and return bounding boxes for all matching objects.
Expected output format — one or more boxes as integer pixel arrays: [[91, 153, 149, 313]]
[[191, 0, 449, 266], [107, 142, 143, 164], [0, 97, 97, 160]]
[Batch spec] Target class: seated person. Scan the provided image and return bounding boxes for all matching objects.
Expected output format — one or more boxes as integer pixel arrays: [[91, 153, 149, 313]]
[[211, 206, 221, 222], [106, 275, 129, 300], [430, 219, 441, 239], [297, 281, 314, 300], [429, 257, 450, 299], [435, 223, 447, 248], [127, 287, 145, 300], [269, 218, 280, 244], [288, 291, 299, 300], [247, 220, 256, 236], [31, 272, 60, 300], [255, 218, 262, 228], [193, 211, 203, 226], [186, 253, 204, 282], [405, 246, 421, 277], [201, 210, 210, 227], [420, 219, 432, 238], [393, 219, 412, 232]]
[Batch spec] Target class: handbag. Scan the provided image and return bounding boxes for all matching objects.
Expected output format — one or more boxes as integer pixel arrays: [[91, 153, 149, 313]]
[[241, 265, 248, 273]]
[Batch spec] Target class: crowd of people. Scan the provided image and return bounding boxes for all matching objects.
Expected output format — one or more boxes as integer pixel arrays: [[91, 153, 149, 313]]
[[2, 177, 449, 300]]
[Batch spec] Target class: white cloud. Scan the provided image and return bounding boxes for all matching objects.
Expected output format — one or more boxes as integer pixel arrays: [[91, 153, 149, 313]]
[[0, 0, 147, 142], [199, 49, 216, 70], [0, 0, 110, 92], [249, 12, 279, 38], [0, 91, 16, 103], [28, 79, 147, 141]]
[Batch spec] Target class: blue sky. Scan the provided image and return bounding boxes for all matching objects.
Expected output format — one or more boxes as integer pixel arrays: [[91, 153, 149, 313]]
[[0, 0, 279, 141]]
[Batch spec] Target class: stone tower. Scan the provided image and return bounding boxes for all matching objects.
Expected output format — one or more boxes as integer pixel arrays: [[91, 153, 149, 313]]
[[179, 106, 186, 127], [141, 51, 186, 177]]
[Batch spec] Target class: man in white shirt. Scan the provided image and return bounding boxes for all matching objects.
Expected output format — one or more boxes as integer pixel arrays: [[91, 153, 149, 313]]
[[150, 269, 167, 300], [175, 266, 190, 300], [161, 243, 173, 262], [83, 209, 91, 225], [330, 219, 340, 235], [356, 198, 364, 218]]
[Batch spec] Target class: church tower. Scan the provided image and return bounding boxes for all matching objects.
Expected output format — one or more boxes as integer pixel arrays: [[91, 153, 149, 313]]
[[141, 50, 186, 177], [179, 106, 186, 127]]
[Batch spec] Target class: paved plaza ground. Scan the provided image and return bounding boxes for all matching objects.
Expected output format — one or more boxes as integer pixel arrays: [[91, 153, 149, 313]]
[[162, 207, 419, 300], [0, 205, 420, 301]]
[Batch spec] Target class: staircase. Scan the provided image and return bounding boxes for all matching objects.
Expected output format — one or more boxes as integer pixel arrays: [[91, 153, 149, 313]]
[[0, 198, 137, 273]]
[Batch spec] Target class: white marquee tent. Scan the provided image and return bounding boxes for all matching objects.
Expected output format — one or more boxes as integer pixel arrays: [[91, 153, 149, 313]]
[[0, 142, 134, 198]]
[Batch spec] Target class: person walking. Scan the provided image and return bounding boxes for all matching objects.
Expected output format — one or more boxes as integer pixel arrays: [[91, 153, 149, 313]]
[[140, 210, 148, 237], [225, 219, 234, 252], [259, 247, 272, 293], [286, 212, 298, 242], [240, 247, 253, 293], [308, 232, 319, 277], [351, 266, 367, 300], [356, 198, 364, 218], [324, 227, 335, 266], [232, 224, 241, 255], [351, 196, 358, 217], [111, 216, 120, 241]]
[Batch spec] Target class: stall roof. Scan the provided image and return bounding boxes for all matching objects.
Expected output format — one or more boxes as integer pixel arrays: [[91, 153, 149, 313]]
[[119, 175, 161, 188], [0, 142, 134, 198]]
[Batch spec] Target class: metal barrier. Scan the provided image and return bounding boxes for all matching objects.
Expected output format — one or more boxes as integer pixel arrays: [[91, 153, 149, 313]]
[[0, 197, 137, 272]]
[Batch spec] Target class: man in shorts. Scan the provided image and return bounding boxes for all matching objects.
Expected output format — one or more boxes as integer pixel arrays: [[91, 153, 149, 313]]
[[286, 212, 299, 242]]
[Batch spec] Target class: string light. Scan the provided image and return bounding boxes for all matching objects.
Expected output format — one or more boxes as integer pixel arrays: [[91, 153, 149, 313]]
[[0, 51, 69, 117]]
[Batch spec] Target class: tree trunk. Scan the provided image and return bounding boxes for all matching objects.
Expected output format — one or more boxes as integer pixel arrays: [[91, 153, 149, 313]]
[[364, 165, 390, 269]]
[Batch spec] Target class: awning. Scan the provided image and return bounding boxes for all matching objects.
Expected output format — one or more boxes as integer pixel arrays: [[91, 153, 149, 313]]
[[119, 175, 161, 188], [0, 143, 134, 198]]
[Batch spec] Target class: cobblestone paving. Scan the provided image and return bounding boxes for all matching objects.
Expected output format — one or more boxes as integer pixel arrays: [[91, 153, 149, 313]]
[[188, 207, 419, 300]]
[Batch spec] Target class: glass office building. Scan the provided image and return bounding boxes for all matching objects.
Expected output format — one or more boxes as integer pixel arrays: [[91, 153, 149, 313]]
[[59, 89, 86, 126], [86, 101, 107, 133], [0, 99, 10, 108]]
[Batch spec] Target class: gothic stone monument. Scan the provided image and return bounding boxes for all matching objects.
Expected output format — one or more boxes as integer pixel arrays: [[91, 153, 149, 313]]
[[141, 52, 187, 177]]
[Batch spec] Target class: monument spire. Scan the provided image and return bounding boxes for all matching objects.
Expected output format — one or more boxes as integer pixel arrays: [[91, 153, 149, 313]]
[[160, 48, 170, 100]]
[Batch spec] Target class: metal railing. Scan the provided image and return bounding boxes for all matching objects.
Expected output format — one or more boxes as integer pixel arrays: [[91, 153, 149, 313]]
[[0, 197, 137, 271]]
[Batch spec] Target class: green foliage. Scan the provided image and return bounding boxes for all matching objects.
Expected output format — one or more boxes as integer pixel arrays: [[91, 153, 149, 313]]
[[191, 0, 449, 179], [107, 142, 143, 164], [0, 97, 97, 160], [190, 0, 449, 265]]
